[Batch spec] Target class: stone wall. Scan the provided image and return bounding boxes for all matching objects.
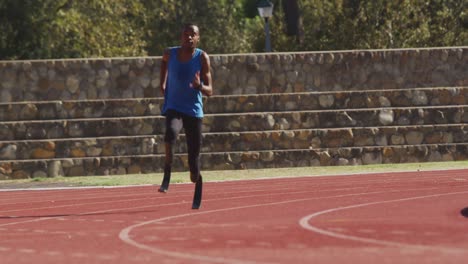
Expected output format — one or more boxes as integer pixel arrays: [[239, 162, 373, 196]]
[[0, 47, 467, 179], [1, 47, 467, 102]]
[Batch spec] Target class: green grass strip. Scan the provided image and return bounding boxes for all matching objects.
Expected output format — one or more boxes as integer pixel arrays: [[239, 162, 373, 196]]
[[1, 161, 467, 188]]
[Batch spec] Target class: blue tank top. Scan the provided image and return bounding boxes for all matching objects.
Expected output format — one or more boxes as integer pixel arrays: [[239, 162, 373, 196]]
[[162, 47, 204, 117]]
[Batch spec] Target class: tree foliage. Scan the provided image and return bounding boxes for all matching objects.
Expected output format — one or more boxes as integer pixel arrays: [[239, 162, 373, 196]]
[[0, 0, 147, 59], [0, 0, 466, 60], [0, 0, 62, 59], [47, 0, 147, 58], [141, 0, 254, 55], [276, 0, 467, 51]]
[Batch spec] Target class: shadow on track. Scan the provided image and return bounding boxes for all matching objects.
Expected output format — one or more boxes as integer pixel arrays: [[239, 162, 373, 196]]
[[461, 207, 468, 218]]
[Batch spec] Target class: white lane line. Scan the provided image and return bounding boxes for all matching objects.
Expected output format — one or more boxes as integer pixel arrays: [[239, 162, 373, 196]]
[[0, 184, 157, 192], [357, 229, 376, 234], [97, 254, 118, 260], [43, 250, 61, 256], [0, 185, 453, 230], [2, 169, 465, 205], [0, 176, 450, 205], [71, 252, 88, 258], [169, 237, 188, 241], [51, 231, 68, 235], [0, 181, 311, 205], [0, 246, 11, 251], [3, 179, 466, 216], [226, 240, 243, 245], [299, 190, 468, 253], [0, 217, 55, 227], [119, 205, 286, 264], [17, 248, 36, 254], [0, 178, 464, 221], [2, 181, 420, 262], [143, 235, 161, 242], [423, 231, 441, 236], [327, 227, 347, 233], [0, 186, 365, 226], [1, 167, 461, 198], [200, 238, 214, 243], [255, 242, 272, 247], [1, 178, 465, 262], [118, 186, 460, 264], [390, 230, 410, 235], [287, 243, 307, 249], [0, 185, 314, 213]]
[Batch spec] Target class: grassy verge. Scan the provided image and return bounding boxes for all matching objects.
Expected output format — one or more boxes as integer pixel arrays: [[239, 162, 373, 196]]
[[1, 161, 467, 188]]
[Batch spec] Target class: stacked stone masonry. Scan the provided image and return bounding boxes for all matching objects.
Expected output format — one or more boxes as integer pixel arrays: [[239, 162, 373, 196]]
[[0, 47, 467, 179]]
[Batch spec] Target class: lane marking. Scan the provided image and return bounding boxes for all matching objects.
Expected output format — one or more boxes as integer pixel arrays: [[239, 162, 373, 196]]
[[357, 229, 376, 234], [118, 186, 465, 263], [1, 173, 466, 263], [1, 168, 465, 204], [0, 184, 394, 220], [0, 246, 11, 252], [0, 185, 327, 213], [226, 240, 243, 245], [255, 242, 272, 247], [71, 252, 88, 258], [43, 251, 61, 256], [390, 230, 410, 235], [299, 190, 468, 252], [17, 248, 36, 254]]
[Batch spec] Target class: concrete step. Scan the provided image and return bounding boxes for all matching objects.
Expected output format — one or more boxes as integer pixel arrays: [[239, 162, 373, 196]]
[[0, 106, 466, 140], [1, 86, 466, 121], [0, 98, 163, 122], [0, 124, 466, 160], [1, 143, 466, 179], [206, 86, 467, 114]]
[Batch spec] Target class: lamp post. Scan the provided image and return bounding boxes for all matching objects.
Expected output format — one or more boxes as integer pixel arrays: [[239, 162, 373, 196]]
[[257, 0, 274, 52]]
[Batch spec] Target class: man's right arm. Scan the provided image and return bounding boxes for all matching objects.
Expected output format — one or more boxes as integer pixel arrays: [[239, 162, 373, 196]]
[[159, 48, 170, 95]]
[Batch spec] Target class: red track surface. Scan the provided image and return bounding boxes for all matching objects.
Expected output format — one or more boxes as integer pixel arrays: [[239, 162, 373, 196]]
[[0, 169, 467, 264]]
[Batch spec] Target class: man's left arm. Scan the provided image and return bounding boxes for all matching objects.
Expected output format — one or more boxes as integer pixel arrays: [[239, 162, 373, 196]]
[[199, 52, 213, 97]]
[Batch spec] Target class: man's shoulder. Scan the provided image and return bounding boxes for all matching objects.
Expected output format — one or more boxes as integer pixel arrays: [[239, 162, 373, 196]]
[[163, 46, 180, 60], [164, 46, 179, 53], [166, 46, 180, 53], [196, 48, 209, 58]]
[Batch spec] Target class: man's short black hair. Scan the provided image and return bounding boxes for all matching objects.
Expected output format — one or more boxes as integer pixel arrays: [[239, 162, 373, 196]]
[[183, 23, 199, 33]]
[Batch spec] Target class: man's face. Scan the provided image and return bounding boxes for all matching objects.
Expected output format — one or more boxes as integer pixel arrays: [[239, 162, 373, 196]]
[[181, 25, 200, 49]]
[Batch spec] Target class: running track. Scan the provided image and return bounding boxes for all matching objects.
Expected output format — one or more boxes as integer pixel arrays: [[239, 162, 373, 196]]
[[0, 169, 467, 264]]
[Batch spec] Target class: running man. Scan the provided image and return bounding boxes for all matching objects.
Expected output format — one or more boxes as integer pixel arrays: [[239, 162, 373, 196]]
[[158, 23, 213, 209]]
